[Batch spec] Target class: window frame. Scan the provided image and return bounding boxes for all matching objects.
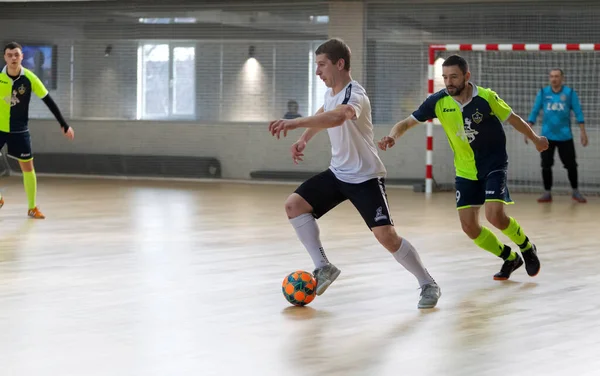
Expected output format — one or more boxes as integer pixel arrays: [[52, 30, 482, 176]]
[[137, 41, 196, 120], [308, 40, 328, 116]]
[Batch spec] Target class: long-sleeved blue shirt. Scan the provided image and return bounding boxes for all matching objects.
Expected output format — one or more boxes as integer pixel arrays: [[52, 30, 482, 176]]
[[528, 85, 584, 141]]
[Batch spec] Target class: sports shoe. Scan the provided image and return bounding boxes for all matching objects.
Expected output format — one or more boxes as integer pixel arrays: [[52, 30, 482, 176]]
[[493, 246, 523, 280], [572, 190, 587, 203], [521, 244, 540, 277], [313, 263, 341, 296], [537, 192, 552, 203], [27, 207, 45, 219], [418, 283, 441, 309], [0, 197, 3, 209]]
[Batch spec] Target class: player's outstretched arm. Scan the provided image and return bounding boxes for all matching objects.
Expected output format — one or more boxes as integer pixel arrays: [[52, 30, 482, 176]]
[[507, 112, 548, 152], [297, 106, 325, 144], [288, 107, 324, 164], [25, 70, 75, 140], [269, 104, 354, 139], [28, 69, 74, 140], [378, 116, 420, 151], [42, 94, 75, 140]]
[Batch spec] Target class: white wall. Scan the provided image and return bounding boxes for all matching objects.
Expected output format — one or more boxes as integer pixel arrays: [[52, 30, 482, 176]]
[[26, 119, 428, 182], [70, 40, 138, 119], [26, 118, 598, 192]]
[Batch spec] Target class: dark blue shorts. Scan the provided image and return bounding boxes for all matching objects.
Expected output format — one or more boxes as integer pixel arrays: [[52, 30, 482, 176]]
[[0, 131, 33, 161], [455, 169, 513, 209]]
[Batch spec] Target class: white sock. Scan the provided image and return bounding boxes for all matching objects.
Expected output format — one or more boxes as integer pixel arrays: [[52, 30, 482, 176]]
[[392, 238, 435, 287], [289, 213, 329, 268]]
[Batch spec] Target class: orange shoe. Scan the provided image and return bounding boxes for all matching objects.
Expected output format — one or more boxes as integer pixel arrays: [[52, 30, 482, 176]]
[[0, 197, 3, 209], [27, 207, 45, 219]]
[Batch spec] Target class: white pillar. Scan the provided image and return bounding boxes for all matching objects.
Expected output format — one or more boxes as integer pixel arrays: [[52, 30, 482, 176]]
[[328, 1, 365, 84]]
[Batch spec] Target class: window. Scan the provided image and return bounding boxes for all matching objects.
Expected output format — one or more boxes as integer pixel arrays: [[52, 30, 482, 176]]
[[138, 18, 197, 24], [309, 15, 329, 24], [432, 57, 446, 125], [308, 41, 328, 115], [433, 57, 445, 93], [137, 43, 196, 120]]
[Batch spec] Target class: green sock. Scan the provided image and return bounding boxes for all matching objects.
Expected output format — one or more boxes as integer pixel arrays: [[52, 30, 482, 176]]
[[501, 217, 532, 252], [474, 226, 516, 261], [23, 170, 37, 209]]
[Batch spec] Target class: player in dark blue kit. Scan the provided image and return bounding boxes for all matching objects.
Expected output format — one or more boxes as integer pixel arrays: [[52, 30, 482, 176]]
[[527, 68, 588, 203]]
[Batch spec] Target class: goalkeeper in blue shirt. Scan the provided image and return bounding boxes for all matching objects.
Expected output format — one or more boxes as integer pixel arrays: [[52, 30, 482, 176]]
[[527, 68, 588, 203]]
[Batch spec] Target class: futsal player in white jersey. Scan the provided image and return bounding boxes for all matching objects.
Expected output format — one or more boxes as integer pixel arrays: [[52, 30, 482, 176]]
[[268, 38, 440, 309]]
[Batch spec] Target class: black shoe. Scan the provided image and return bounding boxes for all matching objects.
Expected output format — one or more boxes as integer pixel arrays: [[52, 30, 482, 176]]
[[521, 244, 540, 277], [493, 246, 524, 280]]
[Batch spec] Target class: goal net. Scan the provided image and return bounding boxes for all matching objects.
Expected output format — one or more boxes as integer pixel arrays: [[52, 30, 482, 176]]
[[426, 44, 600, 196]]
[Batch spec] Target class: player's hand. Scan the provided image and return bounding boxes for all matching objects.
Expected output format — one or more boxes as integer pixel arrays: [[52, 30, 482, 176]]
[[378, 136, 396, 151], [533, 135, 549, 152], [269, 119, 298, 139], [63, 126, 75, 140], [290, 140, 307, 164], [581, 130, 589, 147]]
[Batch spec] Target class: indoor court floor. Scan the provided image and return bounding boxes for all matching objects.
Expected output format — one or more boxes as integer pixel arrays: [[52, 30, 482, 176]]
[[0, 176, 598, 376]]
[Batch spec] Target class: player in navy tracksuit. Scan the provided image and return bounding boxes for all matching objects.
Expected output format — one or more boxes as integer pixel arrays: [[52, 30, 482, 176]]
[[527, 68, 588, 203]]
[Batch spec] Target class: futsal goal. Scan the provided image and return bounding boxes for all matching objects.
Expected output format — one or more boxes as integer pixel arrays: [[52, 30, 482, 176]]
[[424, 43, 600, 196]]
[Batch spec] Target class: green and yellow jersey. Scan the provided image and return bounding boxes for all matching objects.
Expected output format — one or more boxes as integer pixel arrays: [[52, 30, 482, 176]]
[[0, 66, 49, 133], [412, 84, 512, 180]]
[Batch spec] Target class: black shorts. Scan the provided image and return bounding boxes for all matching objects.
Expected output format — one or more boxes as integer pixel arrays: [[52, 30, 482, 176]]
[[455, 169, 513, 209], [294, 169, 393, 229], [0, 131, 33, 161]]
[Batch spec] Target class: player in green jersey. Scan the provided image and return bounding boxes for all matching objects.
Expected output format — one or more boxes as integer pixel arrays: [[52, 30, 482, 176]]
[[1, 42, 75, 218], [379, 55, 548, 280]]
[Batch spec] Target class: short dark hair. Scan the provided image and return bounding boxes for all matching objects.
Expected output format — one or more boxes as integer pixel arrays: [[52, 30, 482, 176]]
[[4, 42, 22, 54], [550, 68, 564, 76], [315, 38, 351, 71], [442, 55, 469, 75]]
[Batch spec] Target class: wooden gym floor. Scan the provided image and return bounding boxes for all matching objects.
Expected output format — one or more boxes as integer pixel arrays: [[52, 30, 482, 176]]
[[0, 176, 598, 376]]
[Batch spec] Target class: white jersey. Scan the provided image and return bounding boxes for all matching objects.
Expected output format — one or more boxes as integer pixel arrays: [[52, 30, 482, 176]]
[[323, 80, 386, 184]]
